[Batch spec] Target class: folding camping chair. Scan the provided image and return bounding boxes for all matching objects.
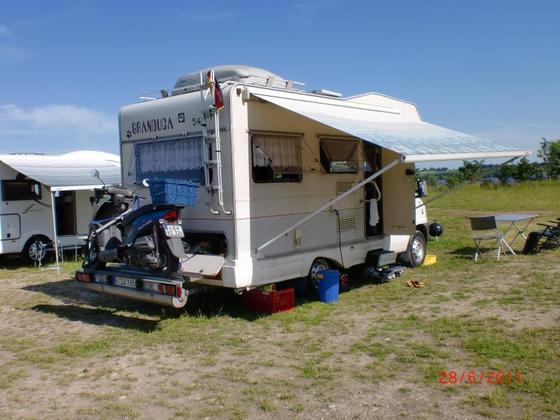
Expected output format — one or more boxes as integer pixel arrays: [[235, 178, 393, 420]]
[[522, 218, 560, 254], [468, 216, 515, 262]]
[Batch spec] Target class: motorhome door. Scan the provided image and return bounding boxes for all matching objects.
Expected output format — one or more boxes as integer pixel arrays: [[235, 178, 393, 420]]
[[55, 191, 77, 235], [363, 142, 383, 237]]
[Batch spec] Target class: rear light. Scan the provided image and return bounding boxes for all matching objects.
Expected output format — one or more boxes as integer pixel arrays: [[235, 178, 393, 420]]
[[163, 209, 178, 222], [158, 283, 178, 297], [76, 272, 93, 282]]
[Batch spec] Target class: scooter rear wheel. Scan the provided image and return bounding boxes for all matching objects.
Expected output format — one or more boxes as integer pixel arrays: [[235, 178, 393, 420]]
[[150, 240, 180, 278]]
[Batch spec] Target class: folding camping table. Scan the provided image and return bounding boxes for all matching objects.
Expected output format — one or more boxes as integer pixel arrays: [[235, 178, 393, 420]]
[[493, 213, 538, 250]]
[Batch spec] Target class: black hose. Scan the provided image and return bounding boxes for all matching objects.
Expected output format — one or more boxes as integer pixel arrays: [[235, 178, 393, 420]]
[[333, 208, 345, 267]]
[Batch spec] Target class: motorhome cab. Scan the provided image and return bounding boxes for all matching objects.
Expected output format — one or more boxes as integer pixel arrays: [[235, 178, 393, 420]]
[[77, 65, 527, 307], [0, 152, 121, 263]]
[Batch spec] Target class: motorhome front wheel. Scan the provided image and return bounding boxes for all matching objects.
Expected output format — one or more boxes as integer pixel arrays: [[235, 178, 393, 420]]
[[22, 236, 49, 265], [399, 231, 427, 268], [308, 258, 331, 292]]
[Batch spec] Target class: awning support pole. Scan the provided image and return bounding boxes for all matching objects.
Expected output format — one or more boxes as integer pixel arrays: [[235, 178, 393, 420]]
[[50, 190, 60, 271], [255, 156, 404, 254]]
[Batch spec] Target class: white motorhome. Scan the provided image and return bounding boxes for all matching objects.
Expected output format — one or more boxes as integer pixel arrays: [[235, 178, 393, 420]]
[[77, 65, 527, 307], [0, 151, 121, 263]]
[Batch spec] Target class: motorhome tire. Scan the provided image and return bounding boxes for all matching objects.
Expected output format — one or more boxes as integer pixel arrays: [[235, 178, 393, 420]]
[[399, 231, 426, 267], [308, 258, 331, 293], [22, 235, 50, 265]]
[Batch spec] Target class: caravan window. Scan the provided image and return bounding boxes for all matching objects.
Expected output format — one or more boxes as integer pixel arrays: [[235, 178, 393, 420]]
[[319, 138, 359, 173], [135, 137, 204, 184], [252, 134, 302, 183], [1, 179, 42, 201]]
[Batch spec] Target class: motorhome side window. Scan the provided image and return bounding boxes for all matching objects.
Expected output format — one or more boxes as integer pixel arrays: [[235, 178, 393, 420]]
[[319, 137, 359, 173], [135, 137, 204, 184], [1, 179, 42, 201], [252, 134, 302, 183]]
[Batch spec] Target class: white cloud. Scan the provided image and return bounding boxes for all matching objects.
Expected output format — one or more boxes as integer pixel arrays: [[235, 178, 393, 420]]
[[0, 25, 12, 37], [0, 104, 118, 154], [0, 104, 116, 135], [0, 45, 29, 62]]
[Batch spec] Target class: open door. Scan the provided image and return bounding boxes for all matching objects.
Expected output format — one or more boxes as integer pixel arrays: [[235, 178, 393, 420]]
[[55, 191, 77, 235], [363, 142, 383, 237]]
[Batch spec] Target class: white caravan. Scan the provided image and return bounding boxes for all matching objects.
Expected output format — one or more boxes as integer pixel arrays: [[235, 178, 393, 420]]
[[77, 65, 527, 307], [0, 151, 121, 263]]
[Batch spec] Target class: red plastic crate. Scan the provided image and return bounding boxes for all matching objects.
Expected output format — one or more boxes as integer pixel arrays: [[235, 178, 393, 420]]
[[244, 288, 295, 314]]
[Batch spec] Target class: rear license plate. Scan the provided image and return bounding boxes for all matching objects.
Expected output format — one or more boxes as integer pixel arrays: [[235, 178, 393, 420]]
[[164, 223, 184, 238], [113, 277, 137, 289]]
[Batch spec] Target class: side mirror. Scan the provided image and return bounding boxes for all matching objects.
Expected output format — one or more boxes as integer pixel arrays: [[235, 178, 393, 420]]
[[91, 168, 105, 186]]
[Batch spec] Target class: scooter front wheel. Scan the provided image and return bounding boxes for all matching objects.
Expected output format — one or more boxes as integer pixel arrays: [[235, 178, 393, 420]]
[[84, 234, 106, 269]]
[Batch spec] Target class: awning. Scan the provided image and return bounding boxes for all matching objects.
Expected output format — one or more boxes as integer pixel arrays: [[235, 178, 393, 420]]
[[250, 90, 529, 162], [0, 150, 121, 272], [0, 151, 121, 191]]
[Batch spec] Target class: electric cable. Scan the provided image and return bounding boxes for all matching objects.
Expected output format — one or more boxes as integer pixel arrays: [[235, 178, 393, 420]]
[[333, 208, 345, 267]]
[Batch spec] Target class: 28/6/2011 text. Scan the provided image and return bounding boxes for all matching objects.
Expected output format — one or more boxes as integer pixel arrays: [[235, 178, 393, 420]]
[[439, 370, 522, 385]]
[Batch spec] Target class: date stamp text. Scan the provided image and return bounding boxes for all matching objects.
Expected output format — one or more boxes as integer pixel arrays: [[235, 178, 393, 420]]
[[438, 370, 522, 385]]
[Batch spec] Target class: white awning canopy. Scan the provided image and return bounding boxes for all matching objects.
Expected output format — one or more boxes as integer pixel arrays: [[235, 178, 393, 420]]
[[0, 150, 121, 271], [0, 151, 121, 191], [250, 90, 529, 162]]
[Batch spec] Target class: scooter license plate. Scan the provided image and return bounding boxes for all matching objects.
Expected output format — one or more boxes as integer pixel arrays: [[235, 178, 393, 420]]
[[164, 223, 184, 238]]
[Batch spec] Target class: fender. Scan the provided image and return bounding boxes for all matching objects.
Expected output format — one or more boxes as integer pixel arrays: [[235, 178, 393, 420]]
[[165, 236, 186, 259]]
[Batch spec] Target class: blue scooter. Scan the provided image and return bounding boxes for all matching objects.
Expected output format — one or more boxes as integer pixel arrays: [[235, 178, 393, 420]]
[[84, 184, 186, 277]]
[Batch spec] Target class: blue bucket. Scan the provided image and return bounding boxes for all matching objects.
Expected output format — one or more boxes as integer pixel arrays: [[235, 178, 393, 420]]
[[317, 270, 339, 303]]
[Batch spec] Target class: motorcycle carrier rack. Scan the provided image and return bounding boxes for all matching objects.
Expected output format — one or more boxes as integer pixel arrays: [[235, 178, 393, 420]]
[[75, 266, 205, 308]]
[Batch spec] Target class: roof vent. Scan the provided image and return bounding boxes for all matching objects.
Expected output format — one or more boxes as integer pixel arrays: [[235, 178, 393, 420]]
[[311, 89, 342, 98], [172, 65, 304, 95]]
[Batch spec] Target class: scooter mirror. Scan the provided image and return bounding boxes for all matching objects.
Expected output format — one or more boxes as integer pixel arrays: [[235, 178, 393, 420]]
[[91, 169, 100, 178]]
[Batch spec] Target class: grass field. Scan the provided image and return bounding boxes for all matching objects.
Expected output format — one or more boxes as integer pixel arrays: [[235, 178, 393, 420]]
[[0, 181, 558, 419]]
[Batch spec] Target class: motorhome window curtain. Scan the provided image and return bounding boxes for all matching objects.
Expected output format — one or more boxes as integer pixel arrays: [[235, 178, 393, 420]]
[[135, 137, 204, 183], [252, 134, 302, 174]]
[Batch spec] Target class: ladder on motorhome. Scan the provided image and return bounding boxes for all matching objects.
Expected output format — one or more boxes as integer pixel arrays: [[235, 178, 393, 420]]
[[199, 71, 231, 215]]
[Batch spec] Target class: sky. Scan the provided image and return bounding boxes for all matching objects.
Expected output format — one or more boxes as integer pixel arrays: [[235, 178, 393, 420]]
[[0, 0, 559, 165]]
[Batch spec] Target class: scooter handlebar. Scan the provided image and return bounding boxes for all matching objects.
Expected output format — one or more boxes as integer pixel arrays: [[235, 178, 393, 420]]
[[105, 186, 136, 198]]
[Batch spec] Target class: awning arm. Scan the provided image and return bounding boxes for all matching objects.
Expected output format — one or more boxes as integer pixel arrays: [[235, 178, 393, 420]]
[[255, 156, 404, 254]]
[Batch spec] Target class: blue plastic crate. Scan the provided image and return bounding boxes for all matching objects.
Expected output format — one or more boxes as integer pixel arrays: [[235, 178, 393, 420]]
[[148, 179, 200, 206]]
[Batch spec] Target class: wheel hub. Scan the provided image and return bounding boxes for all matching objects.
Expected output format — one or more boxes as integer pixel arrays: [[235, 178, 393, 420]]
[[29, 241, 46, 261], [310, 260, 329, 288], [411, 238, 424, 261]]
